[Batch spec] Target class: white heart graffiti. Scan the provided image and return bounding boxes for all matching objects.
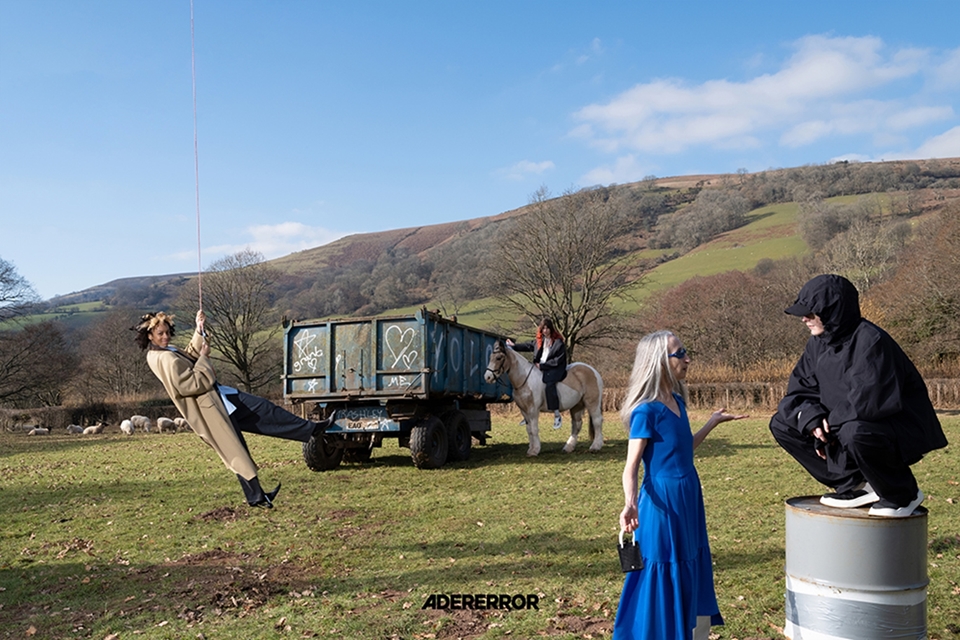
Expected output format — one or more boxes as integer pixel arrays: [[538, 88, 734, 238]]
[[384, 325, 419, 370]]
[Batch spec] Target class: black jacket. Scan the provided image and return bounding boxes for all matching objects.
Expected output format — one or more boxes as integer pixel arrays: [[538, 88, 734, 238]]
[[774, 274, 946, 463], [513, 339, 568, 384]]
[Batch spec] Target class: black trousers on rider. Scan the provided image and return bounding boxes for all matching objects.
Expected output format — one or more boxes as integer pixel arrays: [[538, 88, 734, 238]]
[[545, 383, 560, 411]]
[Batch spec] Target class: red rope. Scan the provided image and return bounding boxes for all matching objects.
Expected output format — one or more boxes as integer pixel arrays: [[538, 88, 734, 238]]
[[190, 0, 203, 317]]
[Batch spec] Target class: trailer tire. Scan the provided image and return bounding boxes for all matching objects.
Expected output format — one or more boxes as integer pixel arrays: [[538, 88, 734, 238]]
[[302, 434, 344, 471], [441, 410, 471, 462], [410, 416, 448, 469]]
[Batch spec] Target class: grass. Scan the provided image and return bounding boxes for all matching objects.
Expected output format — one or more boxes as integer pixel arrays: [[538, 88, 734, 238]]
[[2, 410, 959, 639]]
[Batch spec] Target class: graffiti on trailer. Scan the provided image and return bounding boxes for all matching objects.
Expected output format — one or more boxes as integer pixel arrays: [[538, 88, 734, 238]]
[[384, 324, 420, 370], [449, 334, 462, 374], [431, 324, 445, 372], [340, 406, 392, 430], [292, 329, 324, 374], [467, 335, 479, 377], [386, 375, 415, 388]]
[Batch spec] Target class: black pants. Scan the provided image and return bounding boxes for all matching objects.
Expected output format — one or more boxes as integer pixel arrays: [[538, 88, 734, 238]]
[[544, 382, 560, 411], [769, 416, 919, 506], [225, 389, 315, 453]]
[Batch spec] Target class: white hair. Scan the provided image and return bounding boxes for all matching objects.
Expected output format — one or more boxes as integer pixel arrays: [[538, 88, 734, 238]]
[[619, 330, 688, 429]]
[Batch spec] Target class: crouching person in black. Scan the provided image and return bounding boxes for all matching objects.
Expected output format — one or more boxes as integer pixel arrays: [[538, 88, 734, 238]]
[[769, 274, 946, 517]]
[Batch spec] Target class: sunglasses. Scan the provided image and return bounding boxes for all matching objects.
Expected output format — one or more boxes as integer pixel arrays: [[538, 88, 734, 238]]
[[668, 347, 688, 359]]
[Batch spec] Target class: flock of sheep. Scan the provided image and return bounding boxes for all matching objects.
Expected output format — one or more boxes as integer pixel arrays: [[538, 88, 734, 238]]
[[25, 415, 190, 436]]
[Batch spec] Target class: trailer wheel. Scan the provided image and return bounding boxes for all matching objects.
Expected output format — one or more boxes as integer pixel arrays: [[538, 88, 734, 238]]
[[302, 434, 344, 471], [410, 416, 448, 469], [441, 410, 471, 462]]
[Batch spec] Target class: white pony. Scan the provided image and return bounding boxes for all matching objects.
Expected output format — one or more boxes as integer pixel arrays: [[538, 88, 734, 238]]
[[484, 339, 604, 456]]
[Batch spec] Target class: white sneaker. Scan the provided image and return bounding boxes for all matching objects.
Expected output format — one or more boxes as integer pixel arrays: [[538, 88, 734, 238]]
[[868, 490, 925, 518], [552, 413, 562, 430], [820, 482, 880, 508]]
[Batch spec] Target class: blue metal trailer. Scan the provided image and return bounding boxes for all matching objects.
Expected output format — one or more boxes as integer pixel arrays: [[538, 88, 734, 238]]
[[282, 308, 512, 469]]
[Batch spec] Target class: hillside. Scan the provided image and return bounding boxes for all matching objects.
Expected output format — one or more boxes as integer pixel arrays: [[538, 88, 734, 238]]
[[34, 159, 960, 331]]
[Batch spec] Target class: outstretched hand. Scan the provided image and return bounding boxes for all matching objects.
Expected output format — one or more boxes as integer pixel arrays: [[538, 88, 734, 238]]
[[710, 408, 749, 424]]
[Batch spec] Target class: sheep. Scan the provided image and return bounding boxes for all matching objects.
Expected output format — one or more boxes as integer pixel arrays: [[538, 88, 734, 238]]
[[156, 417, 176, 433], [119, 419, 135, 435], [65, 424, 84, 434], [173, 417, 190, 432], [27, 427, 50, 435], [130, 415, 152, 433], [82, 424, 105, 435]]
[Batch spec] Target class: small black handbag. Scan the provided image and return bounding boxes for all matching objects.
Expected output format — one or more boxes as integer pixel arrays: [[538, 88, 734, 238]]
[[618, 528, 644, 572]]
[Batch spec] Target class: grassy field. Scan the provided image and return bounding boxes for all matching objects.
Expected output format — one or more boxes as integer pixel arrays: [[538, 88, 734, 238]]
[[2, 410, 959, 639]]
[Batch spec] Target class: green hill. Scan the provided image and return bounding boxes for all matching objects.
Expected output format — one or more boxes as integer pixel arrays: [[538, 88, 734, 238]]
[[27, 158, 960, 333]]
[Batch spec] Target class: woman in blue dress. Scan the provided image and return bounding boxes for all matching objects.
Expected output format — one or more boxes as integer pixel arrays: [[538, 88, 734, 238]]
[[614, 330, 747, 640]]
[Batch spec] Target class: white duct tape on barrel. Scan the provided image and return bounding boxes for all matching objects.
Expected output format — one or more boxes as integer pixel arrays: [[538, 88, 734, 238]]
[[784, 574, 927, 640]]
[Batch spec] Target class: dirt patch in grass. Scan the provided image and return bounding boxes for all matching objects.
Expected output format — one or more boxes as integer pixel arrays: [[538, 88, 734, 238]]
[[196, 506, 242, 522], [1, 548, 320, 637], [326, 508, 359, 521], [545, 612, 613, 636]]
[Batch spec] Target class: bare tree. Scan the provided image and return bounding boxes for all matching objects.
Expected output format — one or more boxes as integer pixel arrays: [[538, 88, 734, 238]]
[[0, 259, 75, 407], [874, 204, 960, 366], [73, 308, 157, 401], [487, 186, 643, 358], [0, 257, 38, 323], [181, 249, 282, 393], [0, 321, 78, 407]]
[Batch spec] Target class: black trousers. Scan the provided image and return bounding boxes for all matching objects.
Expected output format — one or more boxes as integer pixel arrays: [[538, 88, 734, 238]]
[[769, 416, 919, 506], [225, 389, 315, 453], [544, 382, 560, 411]]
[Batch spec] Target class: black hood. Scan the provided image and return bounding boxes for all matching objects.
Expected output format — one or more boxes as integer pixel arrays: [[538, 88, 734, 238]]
[[786, 274, 862, 343]]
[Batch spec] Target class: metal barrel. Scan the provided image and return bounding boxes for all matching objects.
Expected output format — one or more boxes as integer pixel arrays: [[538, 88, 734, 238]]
[[784, 496, 928, 640]]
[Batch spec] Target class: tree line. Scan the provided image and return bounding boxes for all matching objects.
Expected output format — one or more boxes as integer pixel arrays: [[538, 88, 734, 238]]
[[4, 159, 960, 410]]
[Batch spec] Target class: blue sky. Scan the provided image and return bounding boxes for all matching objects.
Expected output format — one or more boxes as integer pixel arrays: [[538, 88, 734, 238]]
[[2, 1, 960, 300]]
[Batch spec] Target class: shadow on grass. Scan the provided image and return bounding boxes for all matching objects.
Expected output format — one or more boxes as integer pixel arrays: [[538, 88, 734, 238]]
[[348, 436, 779, 471], [712, 545, 784, 571], [340, 439, 625, 471]]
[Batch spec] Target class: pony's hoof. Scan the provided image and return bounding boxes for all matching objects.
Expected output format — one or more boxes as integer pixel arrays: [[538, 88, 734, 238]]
[[526, 448, 540, 457], [562, 443, 576, 453], [589, 442, 604, 452]]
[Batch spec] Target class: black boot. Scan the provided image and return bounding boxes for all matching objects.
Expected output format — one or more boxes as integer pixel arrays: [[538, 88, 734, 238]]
[[311, 410, 337, 439], [237, 474, 281, 508]]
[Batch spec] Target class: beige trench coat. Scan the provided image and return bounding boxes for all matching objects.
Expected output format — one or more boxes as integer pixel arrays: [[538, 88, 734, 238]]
[[146, 328, 258, 480]]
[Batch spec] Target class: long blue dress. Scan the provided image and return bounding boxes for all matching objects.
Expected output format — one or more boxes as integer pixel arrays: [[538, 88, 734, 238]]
[[613, 395, 723, 639]]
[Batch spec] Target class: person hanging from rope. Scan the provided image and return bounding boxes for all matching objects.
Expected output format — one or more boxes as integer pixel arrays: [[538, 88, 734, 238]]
[[508, 317, 567, 430], [134, 310, 331, 508]]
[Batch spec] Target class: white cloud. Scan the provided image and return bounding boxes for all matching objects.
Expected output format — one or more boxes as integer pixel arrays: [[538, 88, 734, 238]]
[[494, 160, 555, 181], [572, 35, 943, 155], [581, 155, 654, 186], [205, 222, 347, 261], [910, 125, 960, 158], [932, 47, 960, 90]]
